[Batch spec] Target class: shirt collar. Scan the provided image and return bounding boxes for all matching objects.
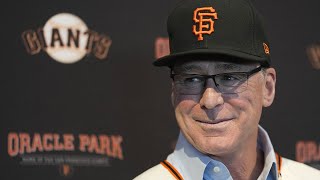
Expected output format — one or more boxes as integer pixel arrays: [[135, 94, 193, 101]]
[[167, 125, 278, 180], [257, 126, 278, 180]]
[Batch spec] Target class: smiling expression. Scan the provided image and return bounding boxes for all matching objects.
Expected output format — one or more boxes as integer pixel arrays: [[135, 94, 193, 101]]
[[171, 60, 276, 157]]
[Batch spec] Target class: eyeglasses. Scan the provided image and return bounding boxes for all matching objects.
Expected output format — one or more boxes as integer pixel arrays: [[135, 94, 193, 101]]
[[170, 66, 262, 94]]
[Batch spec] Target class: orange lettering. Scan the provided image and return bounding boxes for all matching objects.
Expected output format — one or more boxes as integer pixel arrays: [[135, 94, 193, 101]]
[[31, 133, 43, 152], [296, 141, 306, 162], [43, 133, 53, 151], [7, 132, 123, 158], [88, 135, 101, 153], [79, 134, 90, 152], [93, 35, 112, 59], [111, 135, 123, 160], [296, 141, 320, 163], [318, 144, 320, 161], [307, 141, 317, 162], [37, 28, 48, 49], [19, 133, 31, 154], [63, 134, 75, 151], [8, 132, 19, 157], [21, 30, 41, 55], [84, 30, 97, 52], [53, 134, 64, 151], [99, 135, 111, 156]]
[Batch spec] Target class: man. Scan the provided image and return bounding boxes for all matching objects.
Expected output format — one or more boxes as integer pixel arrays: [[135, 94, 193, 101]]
[[135, 0, 320, 179]]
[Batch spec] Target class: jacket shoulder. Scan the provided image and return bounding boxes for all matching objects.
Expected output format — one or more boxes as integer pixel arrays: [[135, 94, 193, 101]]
[[133, 164, 176, 180], [281, 157, 320, 179]]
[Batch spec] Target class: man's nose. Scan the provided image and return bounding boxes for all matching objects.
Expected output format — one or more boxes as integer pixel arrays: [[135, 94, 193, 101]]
[[199, 79, 224, 109]]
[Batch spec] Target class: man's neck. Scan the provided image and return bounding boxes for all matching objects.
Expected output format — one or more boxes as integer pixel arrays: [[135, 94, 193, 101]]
[[210, 135, 264, 180], [226, 148, 264, 180]]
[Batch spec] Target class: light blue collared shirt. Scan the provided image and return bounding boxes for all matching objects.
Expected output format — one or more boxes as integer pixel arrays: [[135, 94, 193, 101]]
[[167, 126, 278, 180]]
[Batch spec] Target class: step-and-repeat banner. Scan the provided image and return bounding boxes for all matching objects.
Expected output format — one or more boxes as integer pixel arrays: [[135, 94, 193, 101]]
[[1, 0, 320, 179]]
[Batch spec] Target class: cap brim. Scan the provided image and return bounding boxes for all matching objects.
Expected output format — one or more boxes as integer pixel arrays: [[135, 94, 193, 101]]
[[153, 48, 269, 67]]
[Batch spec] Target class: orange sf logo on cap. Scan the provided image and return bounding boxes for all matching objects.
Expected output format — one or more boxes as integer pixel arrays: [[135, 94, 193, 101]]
[[192, 7, 218, 41]]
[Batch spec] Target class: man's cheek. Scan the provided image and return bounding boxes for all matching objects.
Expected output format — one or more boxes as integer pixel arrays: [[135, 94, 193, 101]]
[[231, 99, 248, 110], [175, 93, 201, 104], [176, 100, 197, 113]]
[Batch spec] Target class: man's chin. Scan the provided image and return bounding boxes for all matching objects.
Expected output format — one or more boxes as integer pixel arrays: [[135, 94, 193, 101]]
[[192, 137, 236, 156]]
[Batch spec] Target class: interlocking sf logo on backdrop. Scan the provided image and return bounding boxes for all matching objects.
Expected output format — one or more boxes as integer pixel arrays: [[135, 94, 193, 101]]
[[296, 140, 320, 169], [7, 132, 124, 177], [22, 13, 112, 64]]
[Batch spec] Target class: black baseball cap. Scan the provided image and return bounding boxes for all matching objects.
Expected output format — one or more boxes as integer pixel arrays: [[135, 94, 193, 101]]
[[154, 0, 271, 67]]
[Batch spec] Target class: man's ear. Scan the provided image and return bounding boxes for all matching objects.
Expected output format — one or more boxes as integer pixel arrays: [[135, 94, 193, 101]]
[[263, 68, 276, 107]]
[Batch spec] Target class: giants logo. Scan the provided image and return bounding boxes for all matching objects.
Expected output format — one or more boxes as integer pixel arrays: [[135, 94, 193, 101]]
[[192, 7, 218, 41], [22, 13, 112, 64]]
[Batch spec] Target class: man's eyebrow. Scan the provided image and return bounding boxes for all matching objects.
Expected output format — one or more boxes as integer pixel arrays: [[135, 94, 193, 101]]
[[174, 64, 204, 72], [216, 63, 241, 71]]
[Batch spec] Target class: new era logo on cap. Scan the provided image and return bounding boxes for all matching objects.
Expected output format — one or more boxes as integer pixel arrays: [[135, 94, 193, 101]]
[[263, 43, 270, 55]]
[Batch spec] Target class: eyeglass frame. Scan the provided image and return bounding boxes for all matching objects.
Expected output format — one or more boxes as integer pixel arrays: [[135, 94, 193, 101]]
[[170, 66, 263, 94]]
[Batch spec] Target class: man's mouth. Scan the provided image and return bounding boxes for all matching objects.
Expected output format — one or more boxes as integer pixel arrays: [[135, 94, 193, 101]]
[[195, 118, 234, 125]]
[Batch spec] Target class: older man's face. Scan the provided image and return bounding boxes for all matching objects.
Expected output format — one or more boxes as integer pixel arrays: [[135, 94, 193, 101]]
[[171, 60, 276, 157]]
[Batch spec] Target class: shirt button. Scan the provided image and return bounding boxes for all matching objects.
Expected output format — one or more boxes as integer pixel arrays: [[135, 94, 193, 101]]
[[213, 166, 220, 173]]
